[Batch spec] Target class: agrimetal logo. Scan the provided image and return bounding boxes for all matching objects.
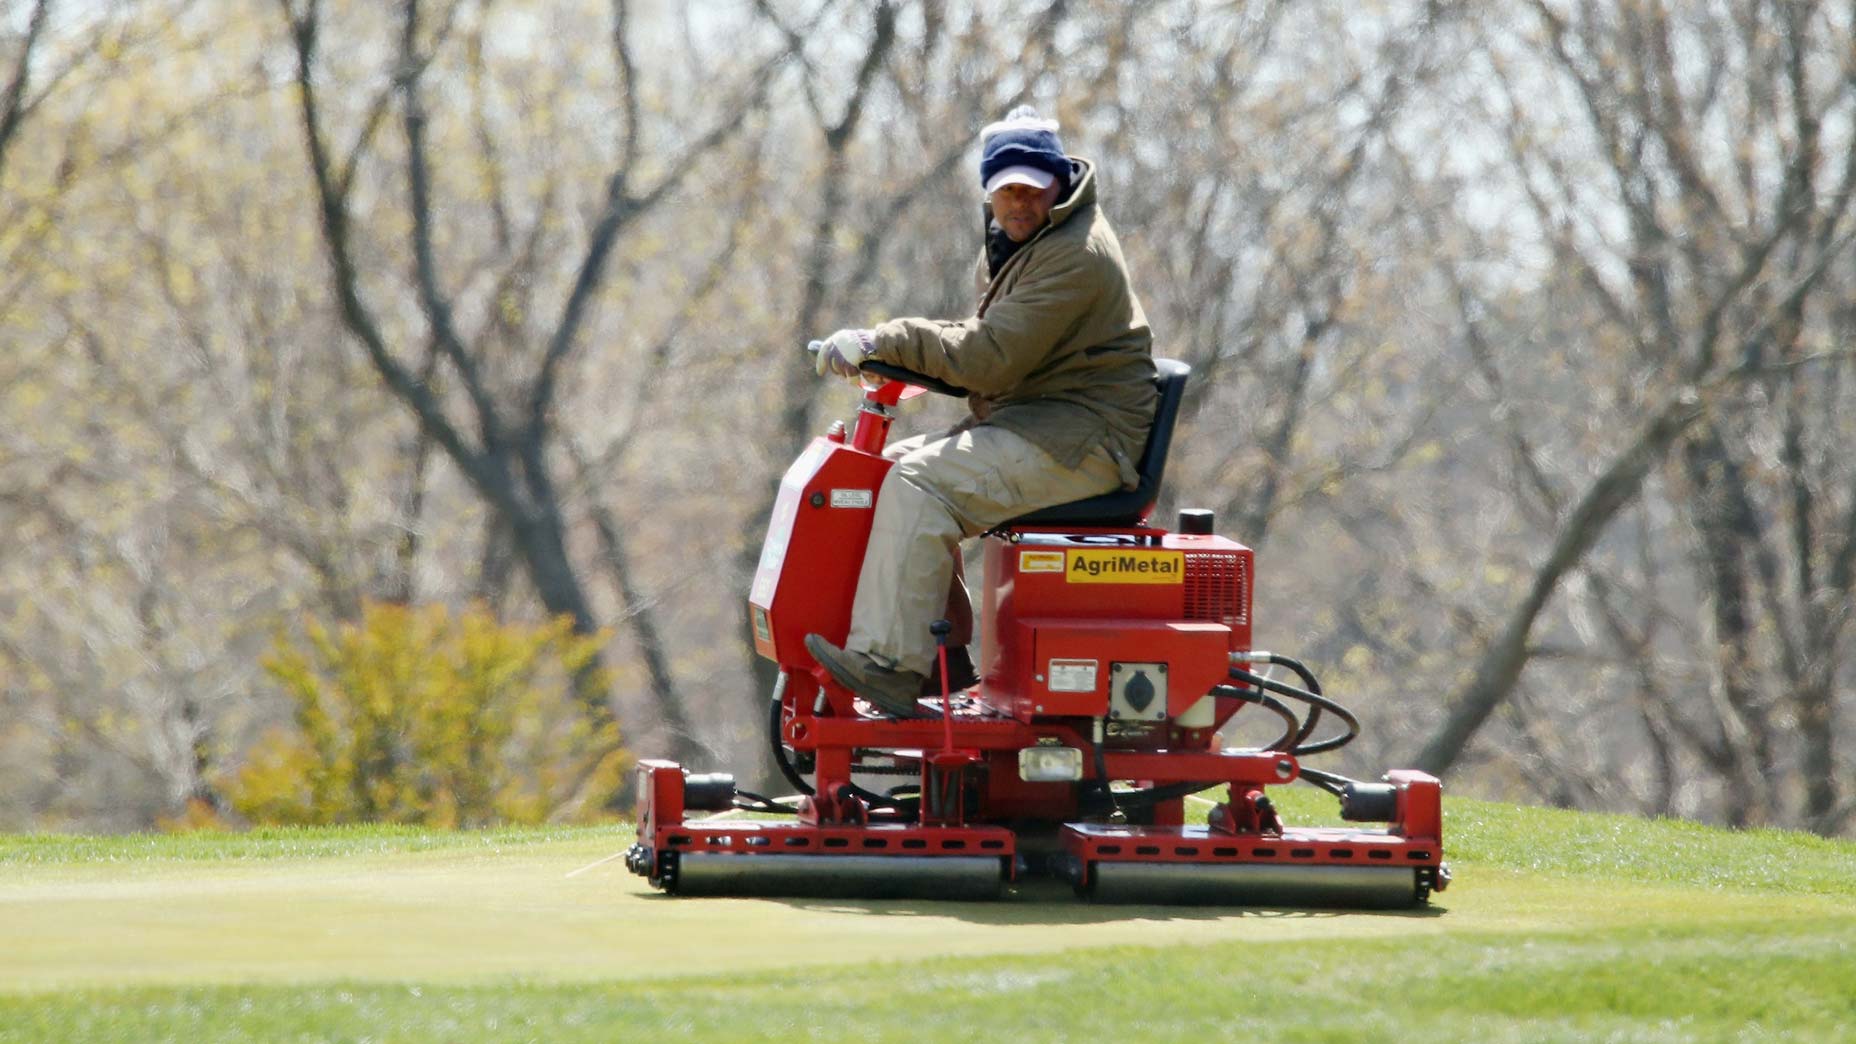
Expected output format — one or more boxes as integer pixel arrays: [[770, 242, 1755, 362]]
[[1019, 550, 1066, 573], [1067, 549, 1184, 584]]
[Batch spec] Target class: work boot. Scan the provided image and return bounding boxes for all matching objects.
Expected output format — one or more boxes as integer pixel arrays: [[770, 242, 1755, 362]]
[[804, 634, 934, 719], [922, 645, 979, 697]]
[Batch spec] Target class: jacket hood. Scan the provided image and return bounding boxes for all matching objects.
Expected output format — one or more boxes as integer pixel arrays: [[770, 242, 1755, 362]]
[[1047, 156, 1096, 228]]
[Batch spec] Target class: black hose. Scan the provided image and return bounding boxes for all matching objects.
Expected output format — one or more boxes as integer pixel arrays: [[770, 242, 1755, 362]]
[[768, 694, 815, 797], [730, 788, 795, 814], [766, 692, 913, 812], [1210, 685, 1302, 751], [1112, 686, 1315, 810], [1227, 666, 1361, 755], [1111, 731, 1367, 811], [1294, 765, 1354, 797], [847, 782, 908, 811], [1093, 740, 1122, 820], [1259, 653, 1325, 749], [1099, 662, 1365, 814], [1090, 688, 1297, 811]]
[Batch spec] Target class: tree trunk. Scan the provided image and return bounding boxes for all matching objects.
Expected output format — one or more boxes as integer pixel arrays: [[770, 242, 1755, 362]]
[[1415, 386, 1706, 775], [1679, 428, 1773, 825]]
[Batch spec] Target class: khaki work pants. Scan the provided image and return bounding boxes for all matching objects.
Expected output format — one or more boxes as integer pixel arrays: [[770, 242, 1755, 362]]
[[846, 425, 1122, 676]]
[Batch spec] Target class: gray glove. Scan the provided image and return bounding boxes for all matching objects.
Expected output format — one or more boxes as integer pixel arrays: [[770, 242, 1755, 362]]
[[812, 328, 874, 381]]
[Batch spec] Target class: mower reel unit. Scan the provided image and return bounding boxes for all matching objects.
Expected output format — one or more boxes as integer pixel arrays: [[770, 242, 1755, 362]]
[[627, 359, 1449, 907]]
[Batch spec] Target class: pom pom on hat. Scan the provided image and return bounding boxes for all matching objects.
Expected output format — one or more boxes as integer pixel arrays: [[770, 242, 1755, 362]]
[[981, 105, 1059, 141]]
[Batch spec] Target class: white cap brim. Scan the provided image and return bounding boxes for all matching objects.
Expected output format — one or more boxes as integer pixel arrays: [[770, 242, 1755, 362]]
[[984, 165, 1056, 194]]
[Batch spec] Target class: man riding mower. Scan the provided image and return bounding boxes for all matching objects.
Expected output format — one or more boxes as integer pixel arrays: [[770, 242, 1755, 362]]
[[624, 110, 1448, 906]]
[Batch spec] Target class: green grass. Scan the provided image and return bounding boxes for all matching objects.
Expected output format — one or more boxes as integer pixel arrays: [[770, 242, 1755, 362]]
[[0, 822, 612, 865], [2, 793, 1852, 1042], [7, 919, 1852, 1043]]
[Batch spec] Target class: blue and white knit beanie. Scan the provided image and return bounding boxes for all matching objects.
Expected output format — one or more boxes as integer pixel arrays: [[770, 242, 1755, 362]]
[[979, 106, 1071, 194]]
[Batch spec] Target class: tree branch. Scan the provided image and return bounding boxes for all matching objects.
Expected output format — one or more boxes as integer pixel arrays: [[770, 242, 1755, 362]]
[[279, 0, 503, 501], [0, 0, 51, 184], [397, 0, 505, 454], [525, 33, 792, 449]]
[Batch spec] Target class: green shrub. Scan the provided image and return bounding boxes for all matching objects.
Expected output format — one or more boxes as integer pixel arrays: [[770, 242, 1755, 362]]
[[225, 602, 627, 827]]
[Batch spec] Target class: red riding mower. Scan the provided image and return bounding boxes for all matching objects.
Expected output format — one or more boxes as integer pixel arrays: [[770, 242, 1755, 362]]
[[627, 358, 1449, 905]]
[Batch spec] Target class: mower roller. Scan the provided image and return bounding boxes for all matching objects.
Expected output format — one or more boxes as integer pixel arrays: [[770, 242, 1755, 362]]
[[626, 358, 1449, 906]]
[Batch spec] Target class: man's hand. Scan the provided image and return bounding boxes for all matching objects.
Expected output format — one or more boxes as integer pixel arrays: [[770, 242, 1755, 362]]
[[812, 328, 874, 380]]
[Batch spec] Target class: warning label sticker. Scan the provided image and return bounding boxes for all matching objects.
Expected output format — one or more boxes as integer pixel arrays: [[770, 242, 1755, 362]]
[[1047, 658, 1098, 692], [1066, 549, 1184, 584], [1019, 550, 1066, 573]]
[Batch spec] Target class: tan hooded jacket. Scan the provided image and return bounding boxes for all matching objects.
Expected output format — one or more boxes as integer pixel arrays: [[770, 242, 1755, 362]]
[[869, 158, 1156, 487]]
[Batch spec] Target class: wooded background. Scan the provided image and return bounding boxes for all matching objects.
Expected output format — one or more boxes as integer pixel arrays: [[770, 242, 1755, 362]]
[[2, 0, 1851, 836]]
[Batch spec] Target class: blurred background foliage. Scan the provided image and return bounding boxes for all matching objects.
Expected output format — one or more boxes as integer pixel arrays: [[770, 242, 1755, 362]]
[[0, 0, 1851, 836]]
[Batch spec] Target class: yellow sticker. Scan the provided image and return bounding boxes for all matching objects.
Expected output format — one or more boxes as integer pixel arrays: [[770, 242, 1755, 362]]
[[1067, 549, 1184, 584], [1019, 550, 1066, 573]]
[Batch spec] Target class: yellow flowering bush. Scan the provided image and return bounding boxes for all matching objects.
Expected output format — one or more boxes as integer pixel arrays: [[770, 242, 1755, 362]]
[[226, 602, 627, 827]]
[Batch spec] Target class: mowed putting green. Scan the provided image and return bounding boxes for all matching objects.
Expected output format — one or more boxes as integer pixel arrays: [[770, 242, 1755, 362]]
[[4, 813, 1447, 992], [3, 793, 1854, 1041]]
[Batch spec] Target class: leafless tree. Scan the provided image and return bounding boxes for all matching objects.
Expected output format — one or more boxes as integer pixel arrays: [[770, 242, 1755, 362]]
[[1410, 1, 1856, 833], [276, 0, 797, 764]]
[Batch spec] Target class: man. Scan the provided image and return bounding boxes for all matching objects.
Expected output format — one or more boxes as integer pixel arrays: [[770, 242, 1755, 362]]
[[805, 107, 1156, 718]]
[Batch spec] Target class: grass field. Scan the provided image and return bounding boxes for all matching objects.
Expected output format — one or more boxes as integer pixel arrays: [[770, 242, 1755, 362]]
[[2, 791, 1852, 1042]]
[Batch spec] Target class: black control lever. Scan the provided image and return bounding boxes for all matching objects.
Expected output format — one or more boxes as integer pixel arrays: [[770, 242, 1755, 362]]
[[860, 360, 970, 399]]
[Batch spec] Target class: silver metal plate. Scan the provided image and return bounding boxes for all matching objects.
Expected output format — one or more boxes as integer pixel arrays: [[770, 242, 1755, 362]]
[[1085, 862, 1422, 908], [670, 853, 1004, 900]]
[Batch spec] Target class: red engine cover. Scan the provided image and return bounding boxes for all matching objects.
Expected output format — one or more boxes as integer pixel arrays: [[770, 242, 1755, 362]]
[[981, 532, 1253, 722], [748, 438, 892, 668]]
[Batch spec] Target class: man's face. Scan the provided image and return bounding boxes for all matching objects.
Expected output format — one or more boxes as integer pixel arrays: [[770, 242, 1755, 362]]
[[990, 180, 1061, 242]]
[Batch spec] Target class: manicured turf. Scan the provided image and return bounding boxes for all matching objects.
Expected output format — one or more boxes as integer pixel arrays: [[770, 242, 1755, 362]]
[[3, 792, 1852, 1042]]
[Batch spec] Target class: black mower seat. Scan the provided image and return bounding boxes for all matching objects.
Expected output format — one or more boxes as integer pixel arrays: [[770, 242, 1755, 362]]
[[1007, 358, 1190, 528]]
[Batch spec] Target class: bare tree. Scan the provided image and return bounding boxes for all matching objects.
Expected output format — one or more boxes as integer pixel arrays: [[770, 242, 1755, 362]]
[[0, 0, 52, 184], [1410, 2, 1856, 834], [277, 0, 794, 763]]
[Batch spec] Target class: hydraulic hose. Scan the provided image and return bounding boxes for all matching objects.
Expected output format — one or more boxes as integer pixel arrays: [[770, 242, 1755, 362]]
[[768, 694, 815, 797], [1096, 660, 1368, 816], [1227, 665, 1361, 755], [1296, 765, 1360, 797], [1082, 689, 1297, 812], [846, 782, 909, 811], [1092, 737, 1122, 820], [1209, 684, 1302, 751], [1254, 653, 1326, 749], [731, 788, 796, 814], [767, 691, 909, 812]]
